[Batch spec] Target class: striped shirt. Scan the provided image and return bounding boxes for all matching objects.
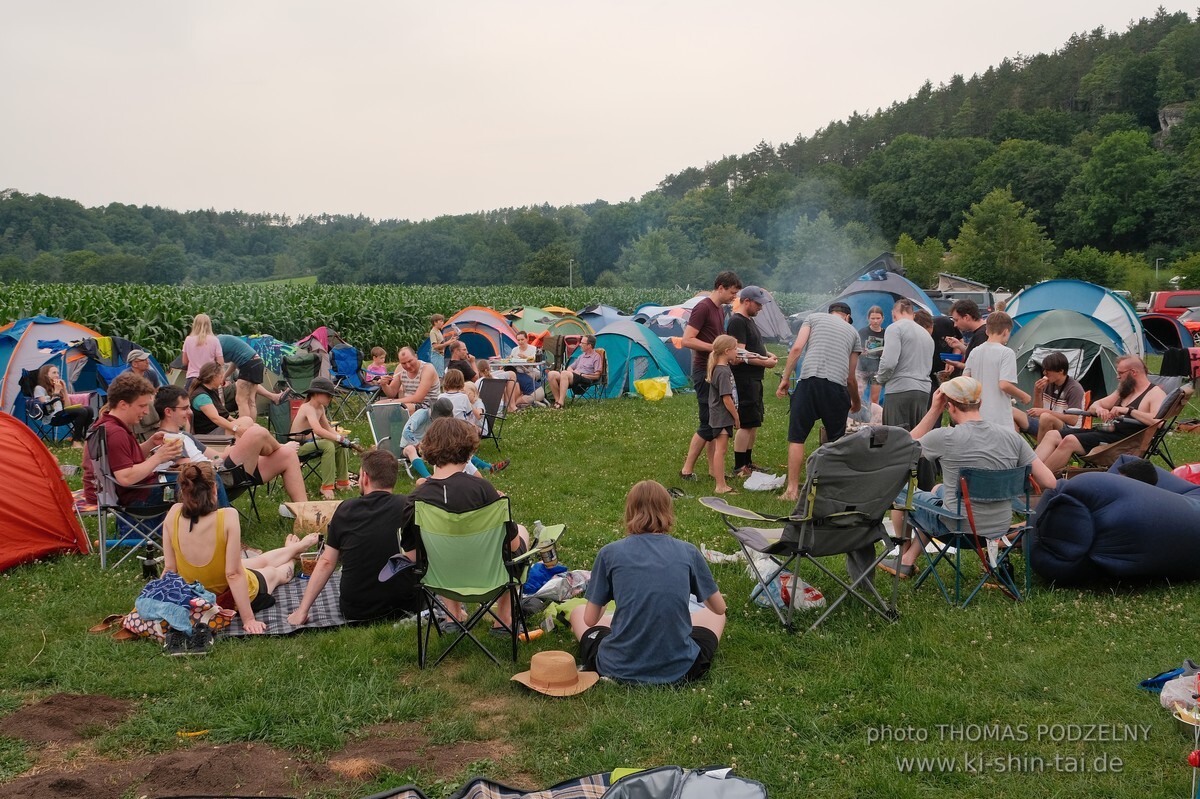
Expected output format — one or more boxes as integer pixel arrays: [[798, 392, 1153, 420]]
[[798, 313, 862, 386]]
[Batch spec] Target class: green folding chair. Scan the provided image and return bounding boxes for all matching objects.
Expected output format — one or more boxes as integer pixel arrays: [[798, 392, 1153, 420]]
[[413, 497, 526, 668]]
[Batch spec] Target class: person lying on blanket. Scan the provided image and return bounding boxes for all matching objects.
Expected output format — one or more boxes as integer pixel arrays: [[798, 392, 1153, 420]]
[[163, 461, 317, 635], [288, 448, 423, 626]]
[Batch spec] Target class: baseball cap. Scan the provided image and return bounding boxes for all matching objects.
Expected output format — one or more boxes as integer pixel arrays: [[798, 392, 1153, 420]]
[[828, 302, 853, 324], [739, 286, 769, 305], [126, 349, 149, 364], [941, 376, 983, 404], [429, 397, 455, 419]]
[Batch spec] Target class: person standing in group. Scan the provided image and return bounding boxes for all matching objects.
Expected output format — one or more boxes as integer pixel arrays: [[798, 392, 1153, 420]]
[[726, 286, 778, 477], [941, 299, 988, 378], [856, 306, 886, 408], [181, 313, 223, 388], [679, 271, 742, 481], [875, 299, 934, 431], [776, 301, 861, 502], [428, 314, 458, 377], [217, 334, 285, 423], [963, 311, 1029, 431], [706, 335, 740, 495]]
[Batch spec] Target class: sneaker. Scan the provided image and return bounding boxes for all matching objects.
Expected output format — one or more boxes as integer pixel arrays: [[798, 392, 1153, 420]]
[[188, 624, 214, 655], [747, 462, 769, 473], [437, 616, 465, 634], [163, 629, 190, 656], [490, 459, 510, 473], [679, 471, 698, 481], [878, 557, 915, 579]]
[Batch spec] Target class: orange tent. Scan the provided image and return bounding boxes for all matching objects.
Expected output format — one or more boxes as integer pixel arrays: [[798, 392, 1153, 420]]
[[0, 412, 89, 570]]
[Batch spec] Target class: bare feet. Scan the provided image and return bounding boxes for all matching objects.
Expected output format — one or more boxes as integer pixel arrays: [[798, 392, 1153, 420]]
[[321, 488, 336, 500], [298, 533, 320, 550], [286, 533, 300, 547], [71, 440, 85, 450]]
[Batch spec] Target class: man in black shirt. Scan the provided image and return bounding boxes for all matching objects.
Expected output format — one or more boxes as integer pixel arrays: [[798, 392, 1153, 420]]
[[287, 449, 420, 624], [726, 286, 778, 476], [941, 298, 988, 379]]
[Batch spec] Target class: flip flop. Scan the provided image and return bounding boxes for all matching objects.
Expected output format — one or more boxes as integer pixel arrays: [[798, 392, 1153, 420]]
[[667, 487, 687, 499], [89, 614, 125, 634]]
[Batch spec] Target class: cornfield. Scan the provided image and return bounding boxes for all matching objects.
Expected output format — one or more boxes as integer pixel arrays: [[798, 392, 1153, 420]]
[[0, 282, 822, 361]]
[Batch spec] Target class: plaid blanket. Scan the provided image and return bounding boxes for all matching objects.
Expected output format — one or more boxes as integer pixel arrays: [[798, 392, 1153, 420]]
[[377, 773, 610, 799], [219, 570, 347, 637]]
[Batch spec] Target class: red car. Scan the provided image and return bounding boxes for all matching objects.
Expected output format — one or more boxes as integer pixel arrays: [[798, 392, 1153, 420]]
[[1178, 308, 1200, 346]]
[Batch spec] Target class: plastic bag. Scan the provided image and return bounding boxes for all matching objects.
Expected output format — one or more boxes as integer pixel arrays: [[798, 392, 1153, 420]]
[[1161, 673, 1199, 711], [634, 376, 671, 401]]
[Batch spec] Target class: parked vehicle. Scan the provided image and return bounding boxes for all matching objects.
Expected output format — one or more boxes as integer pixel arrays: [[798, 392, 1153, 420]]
[[1176, 308, 1200, 346], [1148, 290, 1200, 317], [939, 290, 996, 315]]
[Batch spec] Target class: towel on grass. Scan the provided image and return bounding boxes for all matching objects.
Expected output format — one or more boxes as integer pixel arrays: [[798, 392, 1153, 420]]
[[219, 570, 347, 637]]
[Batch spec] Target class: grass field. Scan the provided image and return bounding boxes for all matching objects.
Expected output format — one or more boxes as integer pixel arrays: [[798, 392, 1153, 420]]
[[2, 378, 1200, 798]]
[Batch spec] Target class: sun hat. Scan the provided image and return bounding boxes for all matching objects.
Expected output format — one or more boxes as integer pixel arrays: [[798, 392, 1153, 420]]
[[304, 377, 338, 397], [126, 349, 149, 364], [739, 286, 769, 305], [941, 375, 983, 404], [511, 650, 599, 697]]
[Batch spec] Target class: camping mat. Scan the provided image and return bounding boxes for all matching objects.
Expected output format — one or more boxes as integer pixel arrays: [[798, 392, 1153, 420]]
[[218, 570, 346, 637]]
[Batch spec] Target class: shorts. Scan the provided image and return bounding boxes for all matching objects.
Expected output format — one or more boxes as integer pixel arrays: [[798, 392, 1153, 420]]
[[1064, 424, 1141, 452], [856, 369, 879, 387], [515, 371, 537, 395], [712, 425, 734, 438], [246, 569, 276, 612], [1024, 416, 1041, 436], [237, 357, 265, 385], [882, 389, 930, 431], [693, 369, 714, 441], [895, 485, 951, 537], [733, 376, 764, 429], [578, 625, 719, 684], [570, 374, 597, 393], [788, 377, 850, 445], [221, 456, 262, 486]]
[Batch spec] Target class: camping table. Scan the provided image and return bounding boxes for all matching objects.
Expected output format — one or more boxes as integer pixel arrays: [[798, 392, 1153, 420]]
[[490, 358, 546, 383]]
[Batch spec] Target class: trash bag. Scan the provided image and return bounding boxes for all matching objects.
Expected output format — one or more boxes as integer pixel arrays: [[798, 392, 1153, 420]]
[[634, 376, 671, 401]]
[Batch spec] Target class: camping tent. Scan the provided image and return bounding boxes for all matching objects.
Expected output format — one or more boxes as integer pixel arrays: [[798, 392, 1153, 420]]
[[1008, 309, 1121, 401], [1006, 280, 1144, 358], [828, 270, 940, 324], [1140, 313, 1193, 353], [0, 316, 101, 421], [733, 288, 792, 342], [418, 306, 520, 362], [504, 307, 594, 338], [0, 411, 89, 570], [296, 326, 353, 379], [578, 304, 633, 331], [586, 320, 691, 399]]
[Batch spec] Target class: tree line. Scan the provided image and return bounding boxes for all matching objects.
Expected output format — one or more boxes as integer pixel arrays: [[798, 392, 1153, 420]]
[[1, 10, 1198, 295]]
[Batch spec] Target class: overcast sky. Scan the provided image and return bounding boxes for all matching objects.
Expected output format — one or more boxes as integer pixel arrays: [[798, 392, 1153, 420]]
[[0, 2, 1182, 222]]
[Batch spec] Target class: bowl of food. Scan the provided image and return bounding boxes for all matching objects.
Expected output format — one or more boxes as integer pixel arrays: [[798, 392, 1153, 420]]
[[299, 552, 320, 578]]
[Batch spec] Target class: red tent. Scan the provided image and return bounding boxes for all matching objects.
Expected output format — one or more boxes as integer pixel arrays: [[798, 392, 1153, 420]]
[[0, 412, 89, 570]]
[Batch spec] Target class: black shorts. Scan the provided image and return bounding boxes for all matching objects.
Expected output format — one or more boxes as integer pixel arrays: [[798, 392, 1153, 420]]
[[221, 456, 262, 486], [578, 625, 719, 684], [733, 376, 764, 430], [693, 370, 714, 441], [237, 358, 265, 385], [247, 569, 276, 612], [570, 374, 597, 393], [1065, 424, 1141, 452], [788, 377, 850, 445]]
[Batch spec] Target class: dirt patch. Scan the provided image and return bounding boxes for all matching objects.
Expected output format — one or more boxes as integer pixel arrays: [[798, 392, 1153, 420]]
[[0, 694, 134, 744], [328, 722, 516, 784]]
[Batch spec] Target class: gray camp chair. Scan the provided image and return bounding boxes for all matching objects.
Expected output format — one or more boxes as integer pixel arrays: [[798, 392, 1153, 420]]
[[701, 425, 920, 632]]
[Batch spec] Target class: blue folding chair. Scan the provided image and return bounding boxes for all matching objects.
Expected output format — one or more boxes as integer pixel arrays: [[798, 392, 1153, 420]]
[[330, 345, 380, 421]]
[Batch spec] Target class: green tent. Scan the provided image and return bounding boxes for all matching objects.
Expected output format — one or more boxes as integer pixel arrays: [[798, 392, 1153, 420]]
[[1009, 309, 1121, 401]]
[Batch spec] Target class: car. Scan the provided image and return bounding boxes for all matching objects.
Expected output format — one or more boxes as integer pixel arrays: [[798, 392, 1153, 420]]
[[939, 290, 996, 315], [1148, 290, 1200, 317], [1176, 308, 1200, 346]]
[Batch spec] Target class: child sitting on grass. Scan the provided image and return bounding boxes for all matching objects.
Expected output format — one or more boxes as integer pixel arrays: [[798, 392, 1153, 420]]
[[570, 480, 726, 685]]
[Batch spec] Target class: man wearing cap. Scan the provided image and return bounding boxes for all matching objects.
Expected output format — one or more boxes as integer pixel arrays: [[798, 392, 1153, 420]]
[[126, 349, 161, 388], [875, 299, 934, 430], [291, 377, 363, 499], [880, 376, 1056, 578], [776, 302, 862, 502], [680, 271, 743, 480], [288, 448, 421, 627], [726, 286, 778, 477]]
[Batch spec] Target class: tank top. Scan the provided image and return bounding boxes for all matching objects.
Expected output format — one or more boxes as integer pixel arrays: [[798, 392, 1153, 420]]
[[191, 385, 227, 435], [400, 362, 440, 403], [169, 509, 259, 599]]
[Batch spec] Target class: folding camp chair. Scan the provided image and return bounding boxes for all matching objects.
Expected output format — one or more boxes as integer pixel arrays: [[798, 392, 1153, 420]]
[[281, 352, 321, 395], [330, 345, 380, 422], [88, 425, 174, 570], [23, 396, 74, 443], [365, 401, 411, 460], [477, 379, 507, 452], [906, 465, 1035, 607], [569, 348, 608, 401], [1076, 386, 1193, 471], [701, 426, 920, 632], [412, 497, 527, 668]]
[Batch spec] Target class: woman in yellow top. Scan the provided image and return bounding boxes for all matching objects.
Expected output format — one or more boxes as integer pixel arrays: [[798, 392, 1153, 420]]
[[162, 462, 317, 634]]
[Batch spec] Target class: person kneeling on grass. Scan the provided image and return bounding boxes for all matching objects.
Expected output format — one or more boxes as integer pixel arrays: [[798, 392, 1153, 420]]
[[570, 480, 726, 685], [163, 461, 318, 635], [401, 397, 508, 480], [402, 417, 529, 635]]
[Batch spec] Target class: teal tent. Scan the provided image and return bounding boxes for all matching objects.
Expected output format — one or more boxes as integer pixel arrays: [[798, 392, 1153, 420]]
[[1009, 309, 1121, 401], [582, 320, 690, 399]]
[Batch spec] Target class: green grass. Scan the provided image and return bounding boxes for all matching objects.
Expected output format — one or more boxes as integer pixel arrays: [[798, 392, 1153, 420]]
[[3, 380, 1200, 797]]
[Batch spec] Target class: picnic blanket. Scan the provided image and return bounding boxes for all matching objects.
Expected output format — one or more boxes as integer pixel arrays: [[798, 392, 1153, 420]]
[[218, 570, 347, 637]]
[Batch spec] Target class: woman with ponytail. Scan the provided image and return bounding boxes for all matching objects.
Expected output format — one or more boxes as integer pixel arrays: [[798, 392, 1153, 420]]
[[162, 462, 316, 634]]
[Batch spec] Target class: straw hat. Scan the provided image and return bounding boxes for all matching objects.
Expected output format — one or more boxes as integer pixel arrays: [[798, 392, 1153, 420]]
[[511, 650, 598, 697]]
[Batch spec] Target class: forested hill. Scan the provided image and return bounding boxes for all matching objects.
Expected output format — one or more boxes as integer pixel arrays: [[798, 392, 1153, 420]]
[[2, 9, 1198, 295]]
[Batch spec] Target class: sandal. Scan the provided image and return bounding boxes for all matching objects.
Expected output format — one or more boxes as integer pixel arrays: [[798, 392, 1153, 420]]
[[89, 614, 125, 634]]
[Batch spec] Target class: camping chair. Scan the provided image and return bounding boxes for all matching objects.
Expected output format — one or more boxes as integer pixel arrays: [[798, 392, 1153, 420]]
[[569, 348, 608, 401], [18, 371, 73, 444], [907, 465, 1036, 607], [280, 352, 321, 395], [329, 345, 380, 422], [701, 426, 920, 632], [412, 497, 527, 668], [88, 425, 174, 570], [1076, 386, 1193, 471], [366, 401, 411, 460], [477, 379, 508, 452]]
